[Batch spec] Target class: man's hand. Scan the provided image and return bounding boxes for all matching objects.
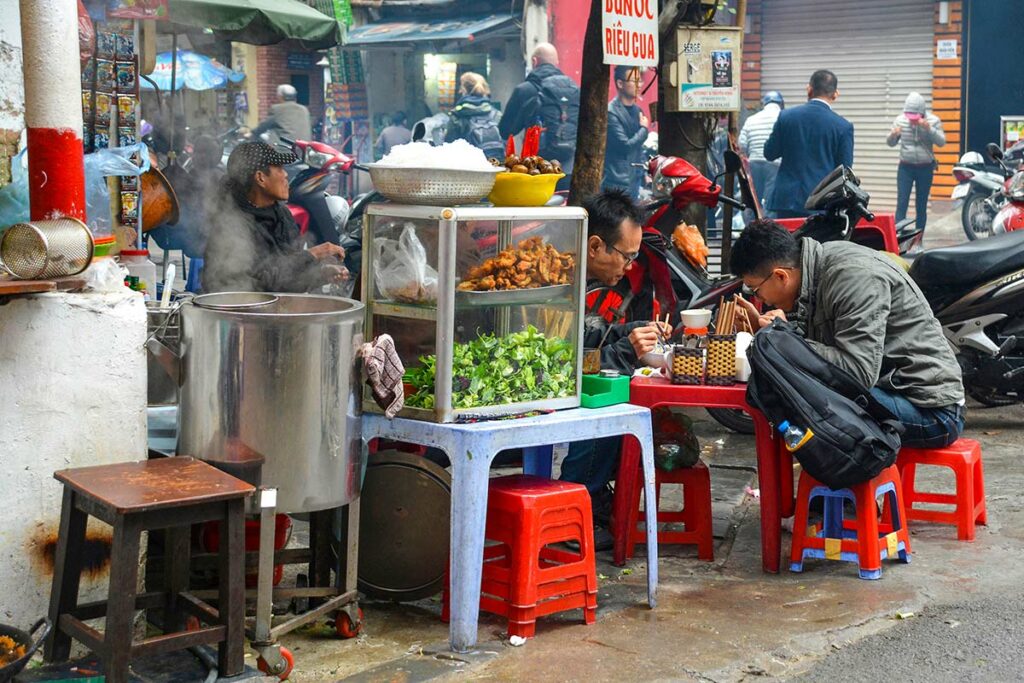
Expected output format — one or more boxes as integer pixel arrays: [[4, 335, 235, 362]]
[[321, 264, 350, 283], [890, 125, 901, 137], [918, 118, 931, 131], [309, 242, 345, 262], [758, 309, 787, 329], [640, 112, 650, 129], [628, 323, 668, 357], [735, 295, 762, 331]]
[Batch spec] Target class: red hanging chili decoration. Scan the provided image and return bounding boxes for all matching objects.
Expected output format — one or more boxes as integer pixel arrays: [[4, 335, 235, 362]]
[[522, 125, 542, 158], [505, 135, 516, 158]]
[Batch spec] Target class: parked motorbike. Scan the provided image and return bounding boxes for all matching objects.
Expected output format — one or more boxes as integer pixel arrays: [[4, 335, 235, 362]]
[[989, 145, 1024, 236], [278, 136, 368, 247], [952, 142, 1021, 241]]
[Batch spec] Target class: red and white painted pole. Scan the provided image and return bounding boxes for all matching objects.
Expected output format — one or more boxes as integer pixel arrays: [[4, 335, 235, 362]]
[[19, 0, 86, 222]]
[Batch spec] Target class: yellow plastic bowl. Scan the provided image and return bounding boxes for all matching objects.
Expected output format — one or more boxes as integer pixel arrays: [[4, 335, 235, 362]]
[[488, 172, 565, 207]]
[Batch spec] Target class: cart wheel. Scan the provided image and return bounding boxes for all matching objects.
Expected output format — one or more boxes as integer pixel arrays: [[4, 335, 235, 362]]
[[291, 573, 309, 614], [335, 608, 364, 638], [256, 646, 294, 680]]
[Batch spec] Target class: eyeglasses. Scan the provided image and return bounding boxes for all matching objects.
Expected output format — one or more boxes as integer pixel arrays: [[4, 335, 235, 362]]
[[744, 268, 791, 297], [606, 243, 640, 265]]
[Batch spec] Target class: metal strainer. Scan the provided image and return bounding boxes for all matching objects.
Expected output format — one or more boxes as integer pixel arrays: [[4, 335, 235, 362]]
[[0, 218, 94, 280]]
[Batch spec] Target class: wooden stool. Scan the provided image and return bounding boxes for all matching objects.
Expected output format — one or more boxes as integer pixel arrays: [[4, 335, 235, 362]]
[[45, 457, 253, 683]]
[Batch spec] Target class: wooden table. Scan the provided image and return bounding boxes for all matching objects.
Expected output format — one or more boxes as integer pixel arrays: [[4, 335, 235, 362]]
[[616, 377, 794, 573]]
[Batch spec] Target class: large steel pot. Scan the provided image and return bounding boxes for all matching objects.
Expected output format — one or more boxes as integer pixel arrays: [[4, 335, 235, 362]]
[[148, 292, 364, 513]]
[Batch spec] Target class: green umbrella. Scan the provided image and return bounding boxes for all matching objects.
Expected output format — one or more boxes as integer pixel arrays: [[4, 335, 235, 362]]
[[166, 0, 342, 49]]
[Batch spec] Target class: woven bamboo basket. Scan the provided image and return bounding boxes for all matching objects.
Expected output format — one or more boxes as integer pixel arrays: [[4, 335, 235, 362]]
[[671, 345, 704, 385], [705, 334, 736, 386]]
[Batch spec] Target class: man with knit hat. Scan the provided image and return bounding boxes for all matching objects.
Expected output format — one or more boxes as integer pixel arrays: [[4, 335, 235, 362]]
[[203, 140, 347, 293], [887, 92, 946, 234]]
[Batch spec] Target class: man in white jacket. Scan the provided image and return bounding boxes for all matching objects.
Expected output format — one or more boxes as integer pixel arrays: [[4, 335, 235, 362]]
[[887, 92, 946, 233], [739, 91, 784, 218]]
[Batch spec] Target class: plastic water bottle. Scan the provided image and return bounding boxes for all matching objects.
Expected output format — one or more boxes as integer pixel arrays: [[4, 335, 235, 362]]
[[778, 420, 808, 451]]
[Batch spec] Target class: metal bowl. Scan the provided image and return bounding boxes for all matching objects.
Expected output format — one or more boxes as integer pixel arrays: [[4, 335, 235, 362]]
[[367, 164, 504, 206]]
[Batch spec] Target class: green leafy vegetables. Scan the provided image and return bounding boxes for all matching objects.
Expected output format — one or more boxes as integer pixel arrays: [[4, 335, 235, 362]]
[[405, 326, 576, 409]]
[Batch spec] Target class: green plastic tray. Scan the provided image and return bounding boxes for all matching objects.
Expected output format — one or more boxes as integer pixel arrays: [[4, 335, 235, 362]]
[[581, 373, 631, 408]]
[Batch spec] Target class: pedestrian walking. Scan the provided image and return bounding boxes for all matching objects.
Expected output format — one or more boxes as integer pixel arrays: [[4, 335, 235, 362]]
[[375, 111, 412, 158], [499, 42, 580, 189], [738, 91, 784, 218], [444, 72, 504, 160], [887, 92, 946, 234], [764, 70, 854, 218], [602, 65, 650, 200]]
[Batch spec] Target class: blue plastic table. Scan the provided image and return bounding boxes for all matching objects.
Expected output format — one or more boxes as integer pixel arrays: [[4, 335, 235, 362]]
[[362, 404, 659, 652]]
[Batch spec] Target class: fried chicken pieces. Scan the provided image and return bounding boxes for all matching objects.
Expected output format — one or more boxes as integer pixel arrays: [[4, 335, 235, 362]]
[[457, 237, 575, 291]]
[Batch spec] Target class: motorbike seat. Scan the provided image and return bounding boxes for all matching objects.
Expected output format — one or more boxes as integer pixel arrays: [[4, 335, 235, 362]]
[[910, 230, 1024, 288]]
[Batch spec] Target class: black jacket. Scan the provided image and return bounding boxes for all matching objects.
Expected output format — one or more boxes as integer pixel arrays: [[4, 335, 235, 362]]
[[498, 63, 564, 140], [203, 184, 325, 293], [602, 98, 648, 197]]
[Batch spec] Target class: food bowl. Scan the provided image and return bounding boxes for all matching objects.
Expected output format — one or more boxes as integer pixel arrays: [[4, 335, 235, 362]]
[[640, 345, 673, 370], [93, 234, 116, 258], [367, 164, 503, 206], [488, 172, 565, 207], [681, 308, 713, 329]]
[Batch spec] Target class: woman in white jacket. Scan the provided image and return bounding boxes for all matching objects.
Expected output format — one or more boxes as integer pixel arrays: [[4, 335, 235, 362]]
[[887, 92, 946, 233]]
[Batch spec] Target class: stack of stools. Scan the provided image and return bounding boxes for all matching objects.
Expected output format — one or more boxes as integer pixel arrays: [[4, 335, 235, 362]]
[[443, 475, 597, 638], [625, 460, 714, 562], [897, 438, 987, 541], [790, 464, 912, 580], [46, 457, 253, 683]]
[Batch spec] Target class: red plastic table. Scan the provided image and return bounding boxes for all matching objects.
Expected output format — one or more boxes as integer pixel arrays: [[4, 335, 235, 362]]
[[615, 377, 794, 573]]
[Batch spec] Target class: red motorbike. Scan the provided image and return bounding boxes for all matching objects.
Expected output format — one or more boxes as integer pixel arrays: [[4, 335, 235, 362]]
[[990, 145, 1024, 235]]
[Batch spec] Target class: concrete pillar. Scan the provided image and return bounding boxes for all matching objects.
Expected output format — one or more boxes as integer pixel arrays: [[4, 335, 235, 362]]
[[19, 0, 85, 221]]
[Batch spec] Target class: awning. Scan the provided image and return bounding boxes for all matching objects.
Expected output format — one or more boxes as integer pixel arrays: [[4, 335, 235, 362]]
[[165, 0, 343, 49], [343, 13, 518, 50]]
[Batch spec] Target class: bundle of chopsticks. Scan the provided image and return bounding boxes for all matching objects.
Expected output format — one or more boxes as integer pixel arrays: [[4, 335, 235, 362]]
[[654, 312, 672, 344], [716, 295, 754, 335]]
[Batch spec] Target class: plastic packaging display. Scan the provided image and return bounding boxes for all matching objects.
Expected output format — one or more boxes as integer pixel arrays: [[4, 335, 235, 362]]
[[373, 224, 439, 303]]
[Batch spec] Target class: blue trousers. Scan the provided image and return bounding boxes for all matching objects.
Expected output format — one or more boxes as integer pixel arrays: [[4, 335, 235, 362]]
[[559, 436, 622, 494], [748, 160, 779, 220], [895, 162, 935, 233], [870, 387, 964, 449]]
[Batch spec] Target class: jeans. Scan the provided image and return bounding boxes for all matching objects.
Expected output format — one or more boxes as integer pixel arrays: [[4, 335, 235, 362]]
[[870, 387, 964, 449], [895, 162, 935, 233], [559, 436, 622, 494], [748, 160, 779, 220]]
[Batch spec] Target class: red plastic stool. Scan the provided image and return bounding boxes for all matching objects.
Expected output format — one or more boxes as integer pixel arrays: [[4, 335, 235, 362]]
[[442, 475, 597, 638], [624, 460, 713, 562], [790, 465, 912, 580], [897, 438, 987, 541]]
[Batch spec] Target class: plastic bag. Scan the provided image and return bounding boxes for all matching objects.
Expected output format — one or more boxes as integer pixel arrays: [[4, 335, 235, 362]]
[[672, 222, 709, 269], [82, 257, 129, 292], [652, 406, 701, 471], [374, 224, 438, 303], [0, 150, 29, 229], [83, 144, 150, 236]]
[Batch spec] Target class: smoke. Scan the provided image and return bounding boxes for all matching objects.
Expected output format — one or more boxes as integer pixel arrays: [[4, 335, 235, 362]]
[[201, 178, 261, 293]]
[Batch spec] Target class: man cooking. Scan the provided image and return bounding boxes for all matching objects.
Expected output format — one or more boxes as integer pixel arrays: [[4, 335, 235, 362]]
[[560, 189, 671, 548], [203, 141, 347, 293]]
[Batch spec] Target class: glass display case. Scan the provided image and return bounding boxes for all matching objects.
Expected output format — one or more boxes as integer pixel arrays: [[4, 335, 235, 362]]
[[362, 204, 588, 423]]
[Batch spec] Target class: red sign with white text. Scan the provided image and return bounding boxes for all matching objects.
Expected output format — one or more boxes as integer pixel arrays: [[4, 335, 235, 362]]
[[601, 0, 658, 67]]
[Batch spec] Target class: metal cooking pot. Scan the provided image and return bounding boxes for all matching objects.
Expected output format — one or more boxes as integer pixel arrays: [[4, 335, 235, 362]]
[[147, 292, 365, 513]]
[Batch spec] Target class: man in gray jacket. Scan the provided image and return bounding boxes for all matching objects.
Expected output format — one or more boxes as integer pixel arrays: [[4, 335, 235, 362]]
[[730, 220, 964, 448], [253, 84, 312, 142]]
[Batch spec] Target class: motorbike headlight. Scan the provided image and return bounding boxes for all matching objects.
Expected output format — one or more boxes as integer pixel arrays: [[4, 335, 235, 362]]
[[652, 172, 684, 199], [306, 148, 333, 169]]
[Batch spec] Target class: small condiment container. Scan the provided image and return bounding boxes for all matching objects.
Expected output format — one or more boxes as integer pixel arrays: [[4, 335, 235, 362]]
[[583, 347, 601, 374], [599, 369, 620, 378]]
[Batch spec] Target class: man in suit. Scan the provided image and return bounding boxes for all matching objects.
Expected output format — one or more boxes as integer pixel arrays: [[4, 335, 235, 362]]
[[764, 70, 854, 218]]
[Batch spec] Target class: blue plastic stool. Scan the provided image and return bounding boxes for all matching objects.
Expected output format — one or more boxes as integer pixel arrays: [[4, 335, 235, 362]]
[[789, 465, 912, 580], [185, 257, 203, 293], [362, 404, 658, 652]]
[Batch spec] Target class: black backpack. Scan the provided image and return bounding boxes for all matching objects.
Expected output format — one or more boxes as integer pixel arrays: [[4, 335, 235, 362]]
[[535, 73, 580, 162], [464, 112, 505, 160], [745, 320, 904, 490]]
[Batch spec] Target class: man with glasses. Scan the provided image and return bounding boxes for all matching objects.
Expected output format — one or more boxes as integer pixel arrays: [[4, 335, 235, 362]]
[[560, 189, 671, 549], [729, 219, 965, 449]]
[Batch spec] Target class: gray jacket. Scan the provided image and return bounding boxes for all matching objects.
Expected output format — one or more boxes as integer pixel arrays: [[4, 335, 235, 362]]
[[886, 113, 945, 166], [254, 101, 312, 142], [792, 238, 963, 408]]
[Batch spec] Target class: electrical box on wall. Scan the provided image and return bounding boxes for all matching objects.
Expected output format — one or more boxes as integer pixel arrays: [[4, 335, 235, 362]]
[[663, 25, 742, 113]]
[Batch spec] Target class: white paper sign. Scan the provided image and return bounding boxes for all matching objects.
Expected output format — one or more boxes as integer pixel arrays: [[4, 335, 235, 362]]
[[602, 0, 659, 67], [937, 39, 958, 60]]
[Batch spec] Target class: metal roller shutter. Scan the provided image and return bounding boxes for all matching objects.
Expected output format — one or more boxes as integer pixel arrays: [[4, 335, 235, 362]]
[[761, 0, 934, 210]]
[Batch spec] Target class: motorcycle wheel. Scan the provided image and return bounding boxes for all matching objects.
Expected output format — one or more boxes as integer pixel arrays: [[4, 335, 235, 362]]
[[706, 407, 755, 434], [962, 192, 997, 240], [966, 384, 1018, 408]]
